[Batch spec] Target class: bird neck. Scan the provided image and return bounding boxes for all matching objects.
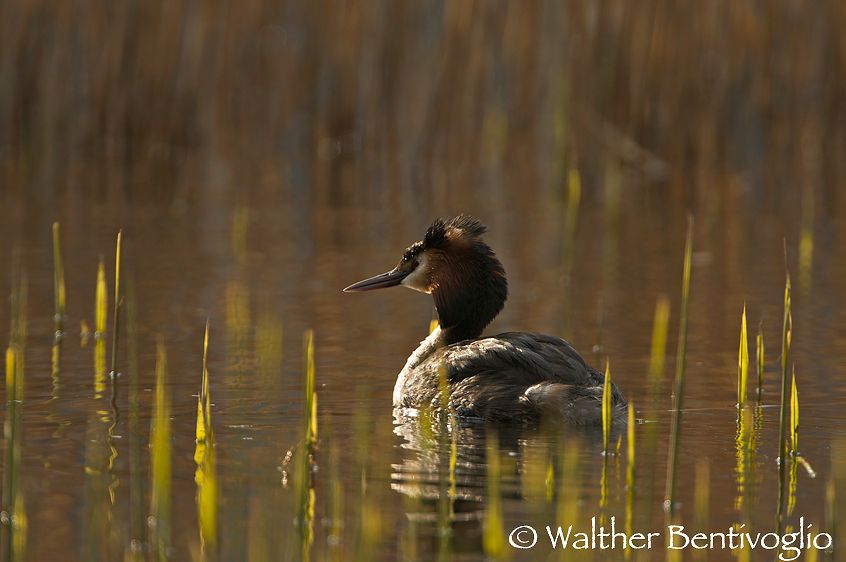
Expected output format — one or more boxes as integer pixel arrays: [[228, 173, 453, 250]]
[[432, 250, 508, 346]]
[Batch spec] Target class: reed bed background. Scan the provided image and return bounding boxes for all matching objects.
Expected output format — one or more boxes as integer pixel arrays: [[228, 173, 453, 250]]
[[1, 1, 846, 561]]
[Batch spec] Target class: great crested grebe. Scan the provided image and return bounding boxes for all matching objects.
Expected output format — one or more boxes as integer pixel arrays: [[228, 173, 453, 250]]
[[344, 215, 627, 425]]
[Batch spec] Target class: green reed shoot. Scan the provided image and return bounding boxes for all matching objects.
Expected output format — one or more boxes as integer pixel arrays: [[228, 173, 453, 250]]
[[647, 296, 670, 395], [755, 322, 764, 401], [196, 321, 212, 446], [297, 330, 318, 561], [626, 403, 636, 486], [777, 268, 793, 464], [94, 259, 107, 395], [149, 339, 171, 561], [602, 360, 612, 454], [110, 231, 122, 377], [194, 321, 217, 558], [303, 329, 317, 448], [50, 227, 63, 395], [483, 431, 506, 559], [2, 346, 25, 562], [737, 304, 749, 407], [95, 259, 107, 337], [665, 216, 693, 517], [790, 367, 799, 456], [5, 347, 15, 404], [52, 222, 66, 335], [776, 264, 793, 530]]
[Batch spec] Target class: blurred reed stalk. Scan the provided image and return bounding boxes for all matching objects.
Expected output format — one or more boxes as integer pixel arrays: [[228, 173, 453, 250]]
[[755, 322, 765, 402], [52, 222, 66, 335], [647, 297, 670, 401], [1, 346, 26, 562], [799, 180, 814, 295], [777, 266, 793, 464], [2, 268, 28, 562], [602, 361, 612, 454], [94, 259, 108, 396], [775, 263, 793, 531], [110, 231, 122, 377], [827, 441, 843, 562], [149, 339, 172, 561], [664, 217, 693, 518], [303, 330, 317, 450], [195, 321, 218, 560], [9, 266, 27, 378], [51, 224, 64, 398], [737, 305, 749, 407], [790, 368, 799, 457], [297, 330, 317, 561], [483, 431, 506, 559], [561, 168, 581, 340]]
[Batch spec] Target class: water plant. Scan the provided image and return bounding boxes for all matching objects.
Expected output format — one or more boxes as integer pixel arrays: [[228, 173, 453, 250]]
[[149, 339, 172, 561], [296, 330, 317, 560], [1, 346, 25, 562], [602, 360, 612, 454], [195, 321, 218, 559], [303, 329, 317, 449], [664, 217, 693, 517], [755, 322, 765, 401], [647, 296, 670, 398], [776, 266, 793, 465], [110, 231, 122, 377], [94, 259, 108, 396], [52, 222, 66, 335], [790, 368, 799, 457], [737, 304, 749, 407]]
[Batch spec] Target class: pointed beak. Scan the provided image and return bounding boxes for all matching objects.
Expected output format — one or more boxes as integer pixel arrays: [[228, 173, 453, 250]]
[[343, 268, 408, 292]]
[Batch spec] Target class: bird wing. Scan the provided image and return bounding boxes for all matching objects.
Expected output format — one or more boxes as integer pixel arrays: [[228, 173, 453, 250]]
[[439, 332, 597, 386], [405, 332, 609, 421]]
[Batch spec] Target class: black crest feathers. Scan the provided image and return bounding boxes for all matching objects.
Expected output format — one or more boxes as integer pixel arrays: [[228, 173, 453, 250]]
[[423, 215, 487, 249]]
